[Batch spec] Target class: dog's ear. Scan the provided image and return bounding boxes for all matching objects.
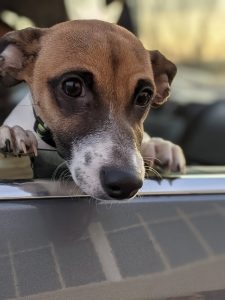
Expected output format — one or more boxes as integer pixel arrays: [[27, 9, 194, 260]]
[[0, 27, 45, 86], [149, 50, 177, 106]]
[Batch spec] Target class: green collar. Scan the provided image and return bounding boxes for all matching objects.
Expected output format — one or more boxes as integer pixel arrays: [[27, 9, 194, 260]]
[[33, 115, 56, 148]]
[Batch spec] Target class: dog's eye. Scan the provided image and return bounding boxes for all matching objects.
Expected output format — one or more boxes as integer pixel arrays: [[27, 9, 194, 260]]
[[62, 78, 85, 97], [135, 88, 153, 107]]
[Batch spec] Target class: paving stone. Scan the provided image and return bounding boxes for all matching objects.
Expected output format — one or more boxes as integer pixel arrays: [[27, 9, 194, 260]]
[[108, 226, 164, 276], [0, 256, 15, 300], [98, 205, 139, 231], [4, 208, 49, 252], [177, 202, 215, 214], [150, 219, 207, 267], [137, 203, 178, 223], [14, 247, 61, 296], [54, 238, 105, 287], [191, 213, 225, 254]]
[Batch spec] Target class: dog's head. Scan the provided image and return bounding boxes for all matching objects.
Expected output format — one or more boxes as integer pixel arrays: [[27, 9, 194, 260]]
[[0, 20, 176, 200]]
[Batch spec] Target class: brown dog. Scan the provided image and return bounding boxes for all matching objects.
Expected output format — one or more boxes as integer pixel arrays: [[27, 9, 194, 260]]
[[0, 20, 185, 200]]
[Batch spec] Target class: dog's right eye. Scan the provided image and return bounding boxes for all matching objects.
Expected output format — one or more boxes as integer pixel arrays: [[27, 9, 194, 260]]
[[62, 78, 85, 98], [134, 87, 153, 107]]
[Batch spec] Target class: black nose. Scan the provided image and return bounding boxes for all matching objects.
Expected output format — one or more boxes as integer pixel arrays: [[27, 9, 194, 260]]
[[100, 166, 143, 200]]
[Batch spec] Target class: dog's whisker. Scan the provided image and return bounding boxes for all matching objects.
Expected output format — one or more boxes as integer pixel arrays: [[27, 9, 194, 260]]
[[145, 165, 162, 179], [143, 157, 163, 164], [68, 184, 80, 200], [88, 197, 94, 208], [144, 164, 161, 170], [17, 104, 39, 106], [60, 173, 71, 187], [58, 170, 71, 184], [136, 193, 143, 202], [95, 199, 104, 213], [105, 201, 114, 209], [51, 161, 68, 181], [55, 169, 70, 193], [56, 171, 78, 199]]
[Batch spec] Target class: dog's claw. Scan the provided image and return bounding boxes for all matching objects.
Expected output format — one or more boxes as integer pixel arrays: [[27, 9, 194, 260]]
[[20, 140, 27, 154], [32, 144, 38, 157], [5, 139, 11, 153]]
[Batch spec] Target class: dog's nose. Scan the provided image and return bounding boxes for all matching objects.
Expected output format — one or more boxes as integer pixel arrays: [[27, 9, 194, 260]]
[[100, 166, 143, 200]]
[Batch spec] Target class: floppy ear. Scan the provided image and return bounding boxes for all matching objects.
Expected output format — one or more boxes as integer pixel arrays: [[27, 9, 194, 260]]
[[0, 27, 45, 86], [149, 50, 177, 106]]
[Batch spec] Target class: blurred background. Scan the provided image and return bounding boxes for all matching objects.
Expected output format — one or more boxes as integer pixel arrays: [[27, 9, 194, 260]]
[[0, 0, 225, 165]]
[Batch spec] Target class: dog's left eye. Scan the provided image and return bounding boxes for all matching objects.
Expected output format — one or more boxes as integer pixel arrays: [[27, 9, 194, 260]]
[[135, 88, 153, 107], [62, 78, 85, 97]]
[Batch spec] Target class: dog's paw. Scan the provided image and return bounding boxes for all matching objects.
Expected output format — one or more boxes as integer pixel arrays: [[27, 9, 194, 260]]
[[141, 133, 186, 174], [0, 125, 38, 156]]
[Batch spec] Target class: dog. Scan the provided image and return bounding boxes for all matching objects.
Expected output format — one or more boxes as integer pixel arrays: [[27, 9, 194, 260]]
[[0, 20, 186, 200]]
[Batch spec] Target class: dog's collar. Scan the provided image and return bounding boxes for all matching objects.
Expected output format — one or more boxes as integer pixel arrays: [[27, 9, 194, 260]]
[[33, 111, 56, 148]]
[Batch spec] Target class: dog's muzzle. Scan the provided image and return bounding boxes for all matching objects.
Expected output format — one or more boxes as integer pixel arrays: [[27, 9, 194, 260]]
[[69, 130, 145, 200]]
